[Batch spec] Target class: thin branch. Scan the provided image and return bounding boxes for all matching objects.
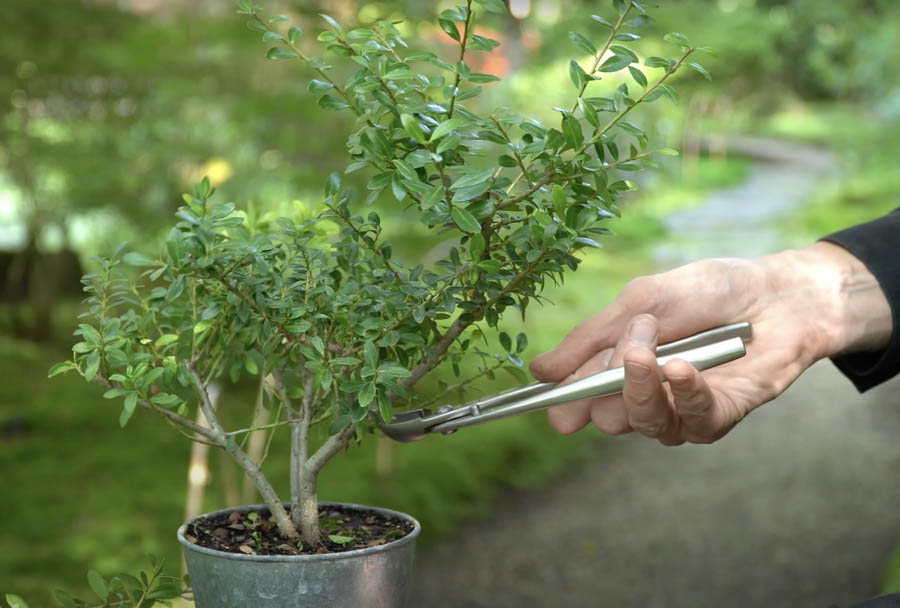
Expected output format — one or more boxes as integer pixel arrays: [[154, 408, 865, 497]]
[[92, 374, 218, 443], [185, 361, 298, 539], [305, 422, 356, 474], [447, 0, 474, 118]]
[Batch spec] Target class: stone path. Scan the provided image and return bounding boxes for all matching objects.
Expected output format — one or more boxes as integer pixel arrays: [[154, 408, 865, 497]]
[[410, 364, 900, 608]]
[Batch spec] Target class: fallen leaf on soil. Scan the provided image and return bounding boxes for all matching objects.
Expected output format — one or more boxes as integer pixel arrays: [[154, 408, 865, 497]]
[[366, 539, 386, 547], [186, 535, 198, 544], [228, 511, 241, 524], [212, 527, 229, 539], [238, 545, 255, 554], [276, 543, 297, 553]]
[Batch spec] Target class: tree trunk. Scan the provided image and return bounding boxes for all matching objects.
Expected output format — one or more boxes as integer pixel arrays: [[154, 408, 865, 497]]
[[292, 467, 321, 547]]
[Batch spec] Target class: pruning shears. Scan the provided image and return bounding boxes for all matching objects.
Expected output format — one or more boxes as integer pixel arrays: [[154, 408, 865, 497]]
[[379, 322, 753, 442]]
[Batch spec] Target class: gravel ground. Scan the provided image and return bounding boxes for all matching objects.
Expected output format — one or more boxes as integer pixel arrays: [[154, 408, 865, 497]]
[[409, 364, 900, 608]]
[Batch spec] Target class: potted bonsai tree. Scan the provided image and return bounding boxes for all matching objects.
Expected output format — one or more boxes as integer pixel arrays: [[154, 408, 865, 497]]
[[40, 0, 708, 605]]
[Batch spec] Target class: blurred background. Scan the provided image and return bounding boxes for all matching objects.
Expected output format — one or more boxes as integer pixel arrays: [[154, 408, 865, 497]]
[[2, 0, 900, 605]]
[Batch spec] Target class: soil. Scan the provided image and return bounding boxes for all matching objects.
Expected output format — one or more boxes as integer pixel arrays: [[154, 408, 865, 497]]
[[184, 504, 415, 556]]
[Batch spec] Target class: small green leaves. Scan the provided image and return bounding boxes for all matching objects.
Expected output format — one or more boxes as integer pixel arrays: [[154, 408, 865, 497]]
[[451, 207, 482, 233], [288, 26, 302, 43], [474, 0, 507, 13], [430, 117, 465, 142], [688, 61, 711, 81], [328, 534, 356, 545], [5, 595, 29, 608], [87, 570, 108, 602], [569, 60, 588, 89], [663, 32, 690, 49], [450, 168, 494, 191], [325, 171, 341, 196], [120, 392, 138, 428], [48, 361, 77, 378], [318, 94, 349, 111], [551, 185, 568, 217], [308, 79, 333, 94], [568, 32, 597, 55], [266, 47, 297, 60], [400, 113, 427, 144]]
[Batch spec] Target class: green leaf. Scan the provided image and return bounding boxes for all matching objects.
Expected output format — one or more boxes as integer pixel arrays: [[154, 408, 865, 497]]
[[687, 61, 711, 81], [331, 357, 361, 366], [364, 340, 378, 369], [262, 31, 282, 42], [430, 117, 465, 142], [615, 32, 641, 41], [598, 54, 632, 73], [288, 26, 302, 43], [155, 333, 179, 348], [318, 94, 349, 111], [269, 14, 290, 23], [439, 18, 460, 42], [123, 251, 157, 267], [328, 534, 356, 544], [48, 361, 76, 378], [87, 570, 108, 601], [561, 115, 584, 149], [499, 332, 512, 352], [320, 13, 344, 34], [468, 73, 500, 83], [421, 185, 445, 210], [266, 47, 298, 60], [151, 393, 181, 407], [378, 394, 393, 424], [475, 0, 507, 13], [120, 392, 138, 427], [325, 171, 341, 196], [568, 32, 597, 55], [656, 148, 679, 156], [551, 185, 568, 218], [451, 207, 482, 234], [663, 32, 690, 48], [308, 79, 333, 94], [569, 60, 587, 89], [450, 168, 494, 190], [628, 66, 648, 87], [400, 113, 427, 144], [358, 383, 376, 408], [591, 14, 614, 27], [84, 350, 101, 383], [516, 332, 528, 353], [4, 595, 28, 608], [469, 233, 486, 260]]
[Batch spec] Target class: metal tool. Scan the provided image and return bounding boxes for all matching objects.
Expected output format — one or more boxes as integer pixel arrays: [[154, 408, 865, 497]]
[[379, 322, 753, 442]]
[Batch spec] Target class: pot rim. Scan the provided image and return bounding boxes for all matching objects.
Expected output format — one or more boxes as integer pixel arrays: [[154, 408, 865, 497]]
[[177, 501, 421, 563]]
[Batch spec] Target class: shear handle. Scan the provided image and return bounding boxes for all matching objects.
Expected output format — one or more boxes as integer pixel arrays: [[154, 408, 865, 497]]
[[428, 335, 747, 434]]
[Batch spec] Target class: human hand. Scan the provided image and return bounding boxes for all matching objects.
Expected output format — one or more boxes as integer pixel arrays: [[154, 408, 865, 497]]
[[529, 242, 891, 445]]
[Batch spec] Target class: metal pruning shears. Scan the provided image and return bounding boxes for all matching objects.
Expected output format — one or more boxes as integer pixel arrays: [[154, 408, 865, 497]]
[[380, 322, 753, 442]]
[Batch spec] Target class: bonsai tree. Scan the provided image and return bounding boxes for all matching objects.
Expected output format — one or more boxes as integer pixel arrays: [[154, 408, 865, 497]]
[[50, 0, 707, 549]]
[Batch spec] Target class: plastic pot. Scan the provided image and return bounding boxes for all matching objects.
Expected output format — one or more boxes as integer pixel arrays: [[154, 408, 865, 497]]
[[177, 502, 421, 608]]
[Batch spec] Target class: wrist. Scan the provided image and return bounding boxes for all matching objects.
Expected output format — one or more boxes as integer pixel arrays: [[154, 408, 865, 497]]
[[774, 241, 891, 360]]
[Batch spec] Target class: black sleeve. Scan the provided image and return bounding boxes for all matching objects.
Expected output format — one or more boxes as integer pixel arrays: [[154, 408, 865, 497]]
[[820, 209, 900, 392]]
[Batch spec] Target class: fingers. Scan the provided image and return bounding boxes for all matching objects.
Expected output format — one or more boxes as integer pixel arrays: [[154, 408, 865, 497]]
[[664, 359, 729, 443], [530, 278, 659, 382], [546, 348, 613, 434], [622, 346, 680, 444]]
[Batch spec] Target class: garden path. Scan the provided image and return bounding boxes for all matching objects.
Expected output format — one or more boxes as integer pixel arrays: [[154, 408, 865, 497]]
[[409, 138, 900, 608]]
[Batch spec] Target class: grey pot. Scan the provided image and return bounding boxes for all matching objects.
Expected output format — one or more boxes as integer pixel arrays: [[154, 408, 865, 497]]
[[177, 502, 421, 608]]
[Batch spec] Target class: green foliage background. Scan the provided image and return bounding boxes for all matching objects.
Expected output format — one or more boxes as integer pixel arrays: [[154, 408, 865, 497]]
[[2, 0, 900, 603]]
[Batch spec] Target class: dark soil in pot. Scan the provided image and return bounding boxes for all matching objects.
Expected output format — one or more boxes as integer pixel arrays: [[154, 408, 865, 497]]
[[183, 504, 416, 556]]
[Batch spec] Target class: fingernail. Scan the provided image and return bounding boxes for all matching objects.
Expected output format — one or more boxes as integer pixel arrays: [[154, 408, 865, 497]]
[[628, 317, 657, 348], [626, 361, 651, 382]]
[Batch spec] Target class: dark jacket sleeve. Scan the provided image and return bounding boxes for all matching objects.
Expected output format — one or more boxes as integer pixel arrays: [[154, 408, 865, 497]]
[[820, 209, 900, 392]]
